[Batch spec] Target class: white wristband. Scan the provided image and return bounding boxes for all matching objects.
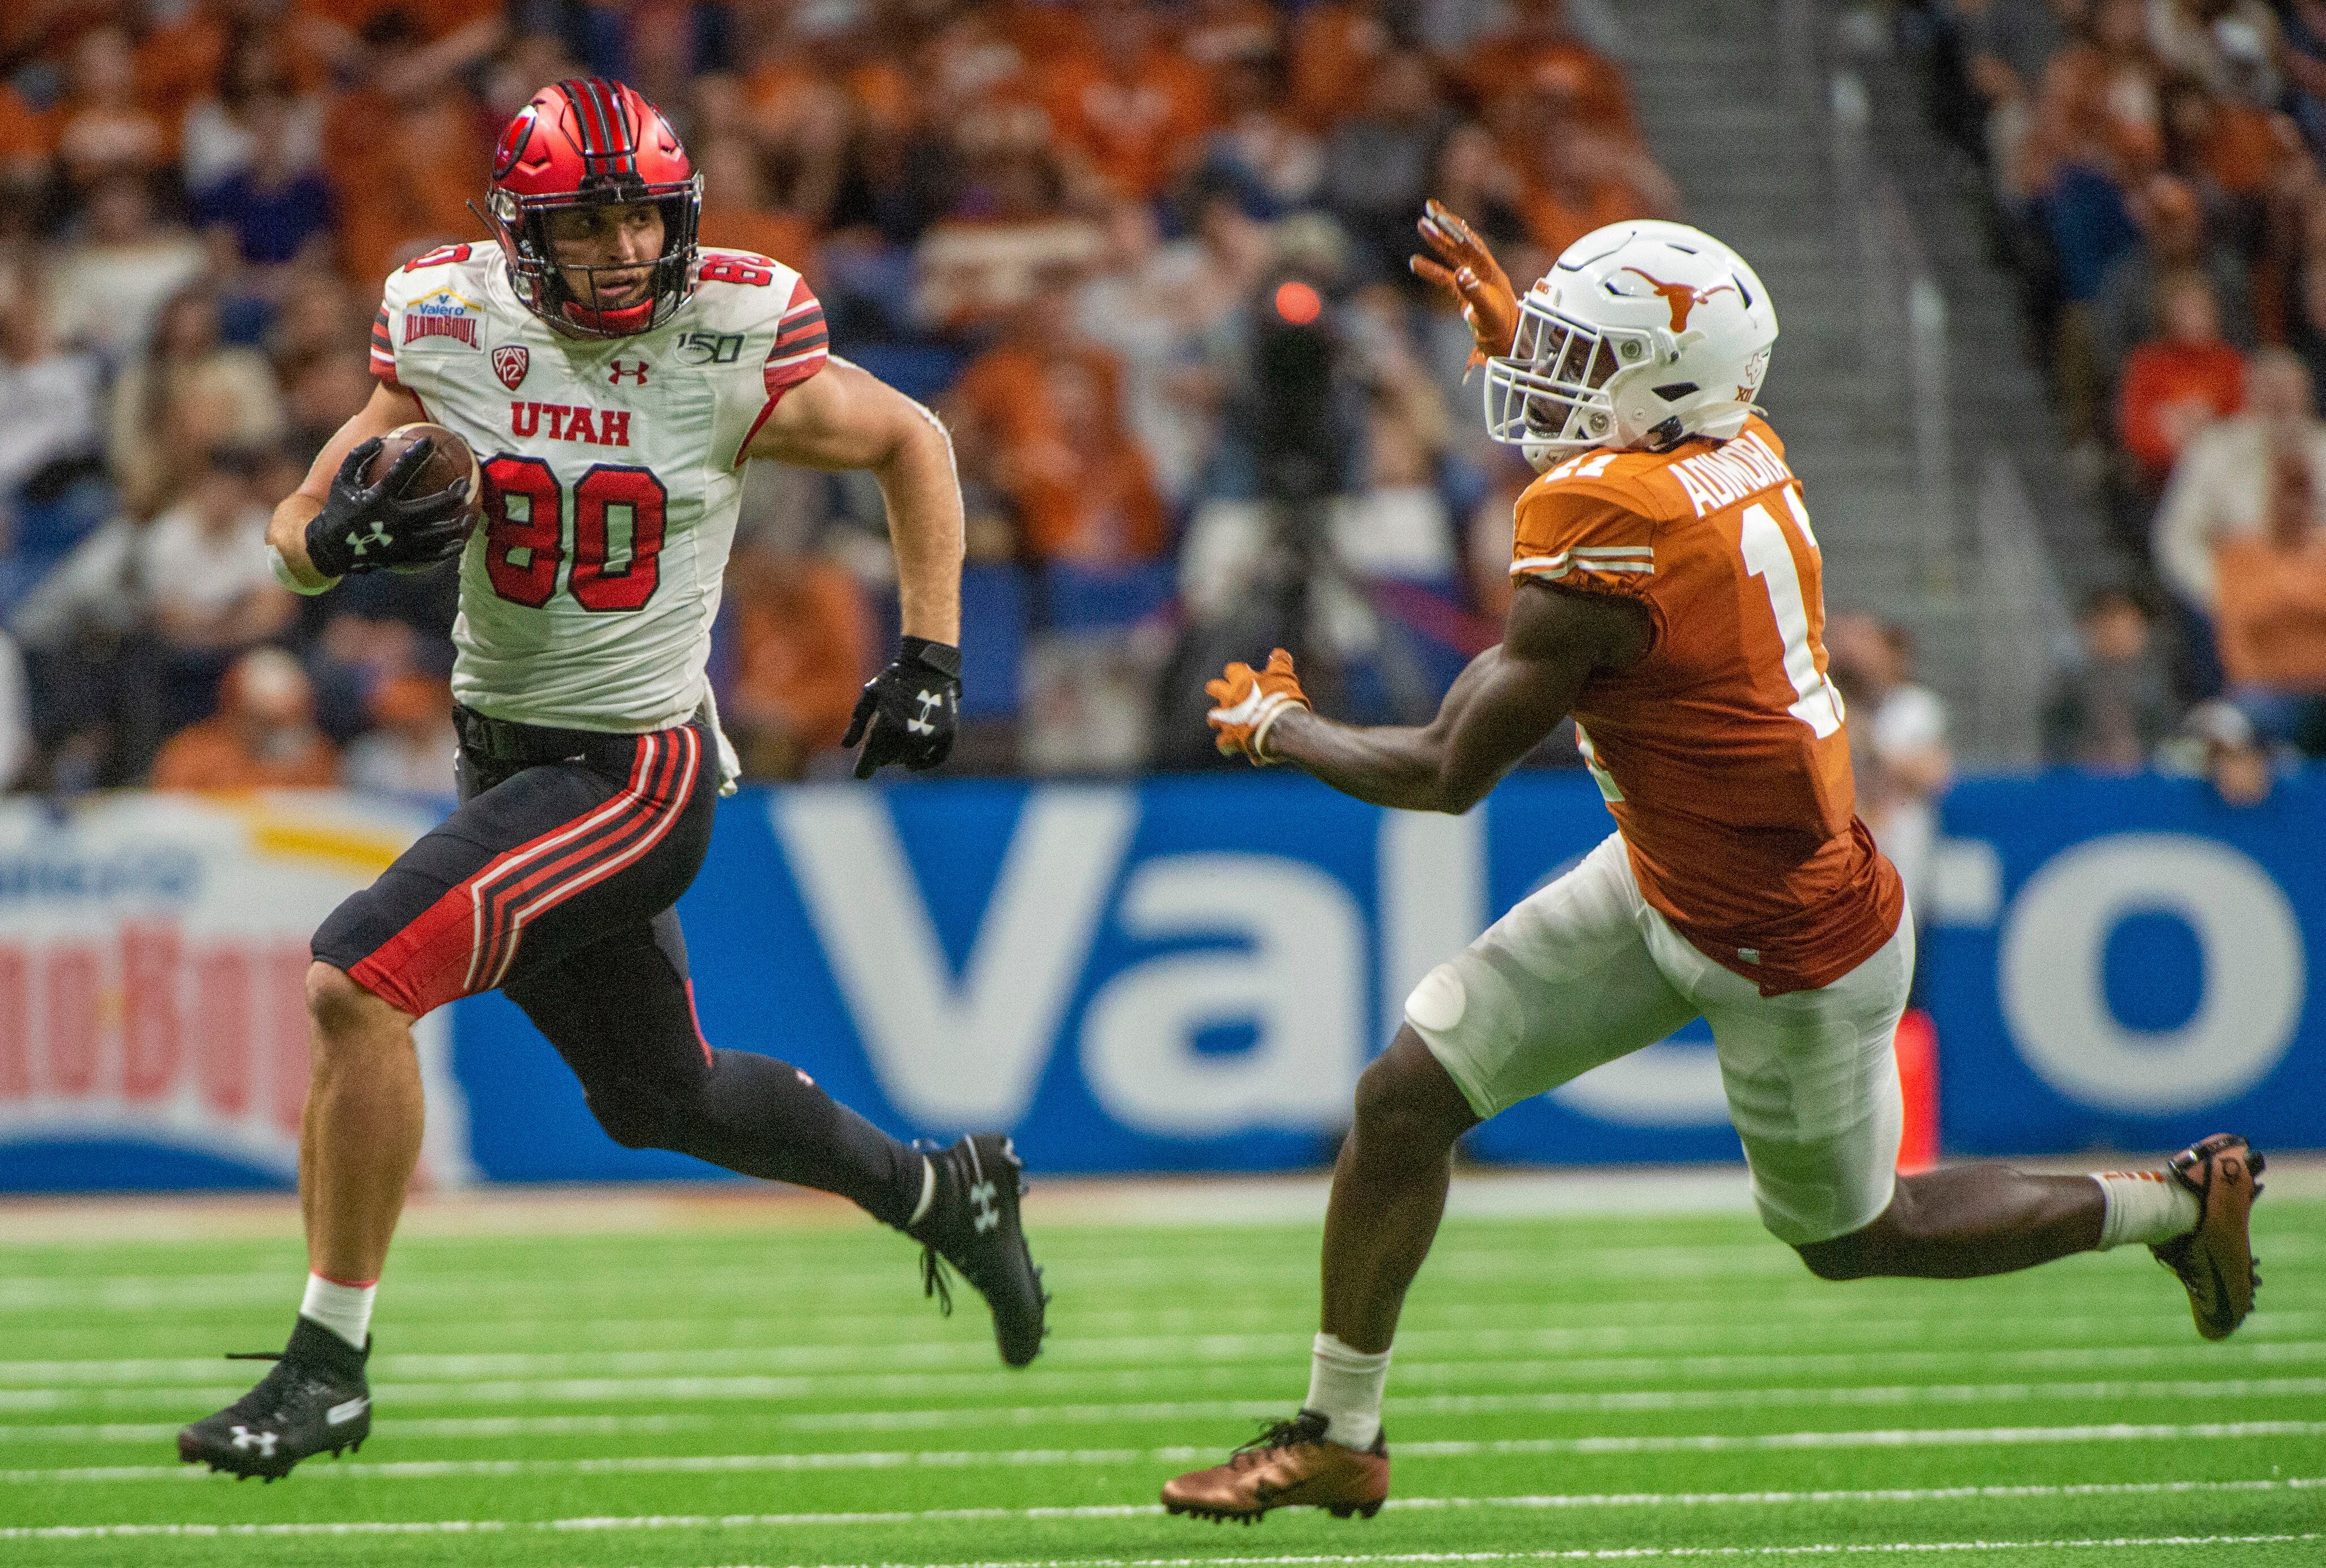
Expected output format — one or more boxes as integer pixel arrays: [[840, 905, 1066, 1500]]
[[268, 544, 339, 596], [1251, 696, 1304, 764]]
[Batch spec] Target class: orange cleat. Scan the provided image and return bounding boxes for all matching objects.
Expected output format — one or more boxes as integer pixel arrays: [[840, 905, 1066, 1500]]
[[2151, 1133, 2265, 1341], [1161, 1411, 1389, 1523]]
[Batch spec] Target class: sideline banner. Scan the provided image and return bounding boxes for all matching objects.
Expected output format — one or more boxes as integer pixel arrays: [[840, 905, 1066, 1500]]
[[453, 773, 1822, 1182], [1922, 772, 2324, 1156], [0, 792, 473, 1191], [3, 773, 2319, 1188]]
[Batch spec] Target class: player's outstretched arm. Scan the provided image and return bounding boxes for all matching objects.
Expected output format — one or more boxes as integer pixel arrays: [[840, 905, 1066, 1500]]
[[1211, 581, 1651, 813], [267, 382, 429, 589], [743, 357, 964, 645]]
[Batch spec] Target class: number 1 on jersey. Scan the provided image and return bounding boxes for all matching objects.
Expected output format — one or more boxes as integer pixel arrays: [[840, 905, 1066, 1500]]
[[1739, 488, 1845, 739]]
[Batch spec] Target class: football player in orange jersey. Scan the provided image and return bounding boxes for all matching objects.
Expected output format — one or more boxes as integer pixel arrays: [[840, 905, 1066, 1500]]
[[1160, 206, 2264, 1524]]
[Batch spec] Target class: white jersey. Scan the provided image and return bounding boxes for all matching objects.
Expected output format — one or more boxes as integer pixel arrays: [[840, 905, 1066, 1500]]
[[370, 244, 828, 743]]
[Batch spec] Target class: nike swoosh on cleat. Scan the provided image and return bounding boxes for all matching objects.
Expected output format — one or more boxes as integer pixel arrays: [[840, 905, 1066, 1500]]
[[2199, 1253, 2234, 1330], [1254, 1474, 1343, 1509], [326, 1397, 370, 1425]]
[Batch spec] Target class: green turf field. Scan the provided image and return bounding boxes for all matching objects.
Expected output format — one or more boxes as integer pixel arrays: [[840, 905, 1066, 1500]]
[[1, 1186, 2320, 1567]]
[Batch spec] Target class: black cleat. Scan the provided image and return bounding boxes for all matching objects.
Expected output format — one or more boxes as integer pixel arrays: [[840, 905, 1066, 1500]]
[[912, 1134, 1049, 1366], [177, 1316, 372, 1480]]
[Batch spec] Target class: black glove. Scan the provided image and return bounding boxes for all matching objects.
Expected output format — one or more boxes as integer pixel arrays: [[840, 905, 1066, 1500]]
[[843, 635, 961, 778], [304, 436, 473, 578]]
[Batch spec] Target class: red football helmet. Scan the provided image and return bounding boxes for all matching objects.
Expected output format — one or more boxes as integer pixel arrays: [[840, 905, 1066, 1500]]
[[485, 79, 703, 338]]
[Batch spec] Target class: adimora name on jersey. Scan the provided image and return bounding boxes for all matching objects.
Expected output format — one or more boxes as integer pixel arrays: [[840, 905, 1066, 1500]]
[[404, 289, 484, 350]]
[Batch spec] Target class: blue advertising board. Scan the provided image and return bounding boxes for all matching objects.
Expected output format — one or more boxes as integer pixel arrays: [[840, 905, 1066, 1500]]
[[3, 772, 2321, 1189], [453, 771, 1679, 1180], [1921, 772, 2326, 1157]]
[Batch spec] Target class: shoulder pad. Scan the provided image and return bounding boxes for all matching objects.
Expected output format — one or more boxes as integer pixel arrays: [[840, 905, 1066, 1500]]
[[382, 243, 493, 306], [689, 249, 809, 332], [1530, 447, 1677, 517], [1512, 459, 1661, 591]]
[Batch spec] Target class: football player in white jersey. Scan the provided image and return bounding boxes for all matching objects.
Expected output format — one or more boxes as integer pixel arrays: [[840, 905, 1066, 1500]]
[[179, 79, 1046, 1481]]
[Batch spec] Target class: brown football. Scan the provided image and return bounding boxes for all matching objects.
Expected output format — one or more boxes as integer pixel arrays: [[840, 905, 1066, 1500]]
[[362, 422, 481, 570]]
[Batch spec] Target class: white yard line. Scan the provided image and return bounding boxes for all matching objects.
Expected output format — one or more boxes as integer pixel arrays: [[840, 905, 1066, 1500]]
[[12, 1301, 2320, 1360], [5, 1371, 2318, 1422], [772, 1377, 2326, 1433], [0, 1247, 1837, 1314], [0, 1170, 1778, 1247], [0, 1522, 2318, 1563], [0, 1415, 722, 1444], [732, 1542, 2326, 1568], [11, 1159, 2326, 1246], [6, 1419, 2322, 1485], [0, 1479, 2318, 1541], [0, 1349, 2313, 1442], [656, 1541, 2325, 1568], [7, 1335, 2318, 1389]]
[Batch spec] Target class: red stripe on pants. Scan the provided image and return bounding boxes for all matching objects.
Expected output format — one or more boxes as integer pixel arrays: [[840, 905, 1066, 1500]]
[[344, 731, 691, 1016], [480, 728, 701, 989], [468, 734, 681, 988]]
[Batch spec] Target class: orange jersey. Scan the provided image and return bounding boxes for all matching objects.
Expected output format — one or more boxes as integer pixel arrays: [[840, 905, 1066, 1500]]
[[1510, 416, 1903, 994]]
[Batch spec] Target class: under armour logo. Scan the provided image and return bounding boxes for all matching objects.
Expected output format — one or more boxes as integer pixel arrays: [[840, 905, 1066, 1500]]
[[345, 520, 393, 557], [608, 359, 649, 385], [969, 1178, 999, 1233], [229, 1426, 279, 1457], [906, 688, 944, 735]]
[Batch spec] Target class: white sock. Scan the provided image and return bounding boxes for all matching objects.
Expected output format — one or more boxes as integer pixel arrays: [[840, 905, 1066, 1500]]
[[2092, 1171, 2201, 1250], [906, 1156, 937, 1229], [300, 1272, 377, 1351], [1305, 1332, 1392, 1450]]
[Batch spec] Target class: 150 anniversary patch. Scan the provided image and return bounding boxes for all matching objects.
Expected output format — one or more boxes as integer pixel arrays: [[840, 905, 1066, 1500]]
[[675, 330, 744, 365]]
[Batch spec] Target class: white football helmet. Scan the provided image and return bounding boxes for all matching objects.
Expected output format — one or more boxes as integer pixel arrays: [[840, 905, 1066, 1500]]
[[1483, 219, 1778, 469]]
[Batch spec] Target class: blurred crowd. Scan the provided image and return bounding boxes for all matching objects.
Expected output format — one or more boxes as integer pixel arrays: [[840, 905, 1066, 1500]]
[[1915, 0, 2326, 792], [0, 0, 1689, 792]]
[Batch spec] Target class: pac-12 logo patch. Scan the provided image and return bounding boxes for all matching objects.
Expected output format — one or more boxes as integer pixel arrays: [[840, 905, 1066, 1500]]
[[493, 344, 529, 390], [404, 289, 483, 350]]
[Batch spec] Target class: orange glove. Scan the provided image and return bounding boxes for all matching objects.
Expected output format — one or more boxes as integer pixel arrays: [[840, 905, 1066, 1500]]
[[1205, 648, 1311, 764], [1410, 198, 1520, 371]]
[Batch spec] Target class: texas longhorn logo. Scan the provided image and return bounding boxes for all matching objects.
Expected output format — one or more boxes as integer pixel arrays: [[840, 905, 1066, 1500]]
[[1621, 267, 1739, 333], [493, 344, 529, 390]]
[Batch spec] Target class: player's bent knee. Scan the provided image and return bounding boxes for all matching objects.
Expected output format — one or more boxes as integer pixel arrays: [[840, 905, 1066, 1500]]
[[1793, 1233, 1873, 1281], [588, 1095, 677, 1152], [588, 1098, 670, 1151], [1351, 1031, 1474, 1153], [305, 962, 408, 1041], [1790, 1191, 1912, 1281], [578, 1076, 697, 1153]]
